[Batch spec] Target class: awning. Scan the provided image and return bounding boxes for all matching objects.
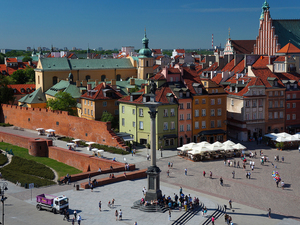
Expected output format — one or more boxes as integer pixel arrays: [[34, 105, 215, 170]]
[[287, 124, 300, 129], [123, 136, 134, 141], [116, 132, 134, 141], [198, 129, 226, 136], [163, 134, 178, 139]]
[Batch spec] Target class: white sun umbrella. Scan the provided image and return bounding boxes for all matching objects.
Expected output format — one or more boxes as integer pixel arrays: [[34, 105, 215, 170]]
[[274, 136, 288, 142], [285, 135, 298, 142], [232, 143, 247, 150], [292, 134, 300, 140], [264, 133, 277, 139], [66, 143, 75, 146], [221, 143, 235, 151], [92, 148, 98, 152], [97, 150, 104, 153], [86, 142, 96, 145], [189, 146, 210, 155], [208, 141, 224, 151], [45, 129, 55, 133], [72, 139, 81, 142], [36, 128, 44, 131], [177, 145, 191, 151], [223, 140, 235, 146], [277, 132, 291, 138]]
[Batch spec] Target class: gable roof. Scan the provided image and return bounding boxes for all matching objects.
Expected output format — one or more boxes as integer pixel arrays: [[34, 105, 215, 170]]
[[81, 82, 123, 100], [251, 67, 284, 88], [152, 49, 162, 54], [176, 49, 185, 54], [8, 84, 35, 95], [18, 87, 47, 104], [277, 42, 300, 54], [231, 40, 256, 54], [221, 59, 235, 72], [45, 80, 82, 98], [231, 59, 245, 73]]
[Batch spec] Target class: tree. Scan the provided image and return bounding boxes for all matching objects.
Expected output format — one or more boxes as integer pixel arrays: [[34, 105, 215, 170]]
[[10, 66, 35, 84], [47, 92, 77, 115], [0, 75, 15, 104], [25, 66, 35, 83], [129, 85, 140, 93], [22, 56, 32, 62], [100, 111, 118, 129]]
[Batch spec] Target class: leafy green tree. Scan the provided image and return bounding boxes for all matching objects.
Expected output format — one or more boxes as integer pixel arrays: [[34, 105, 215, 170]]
[[47, 92, 77, 115], [25, 66, 35, 83], [22, 56, 32, 62], [11, 70, 28, 84], [130, 85, 140, 93], [0, 75, 15, 104], [100, 111, 118, 129]]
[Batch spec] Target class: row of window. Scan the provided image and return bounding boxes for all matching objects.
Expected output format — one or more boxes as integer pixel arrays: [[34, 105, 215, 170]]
[[84, 108, 94, 116], [194, 98, 222, 105], [179, 124, 191, 132], [179, 114, 191, 120], [122, 119, 177, 131], [286, 103, 296, 109], [194, 120, 222, 129], [179, 103, 191, 109], [245, 112, 264, 120], [194, 109, 222, 117], [269, 90, 284, 97], [286, 114, 297, 120], [246, 99, 264, 107], [268, 100, 284, 108], [268, 111, 284, 119]]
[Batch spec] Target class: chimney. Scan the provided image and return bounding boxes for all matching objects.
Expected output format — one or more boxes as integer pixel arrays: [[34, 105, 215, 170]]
[[76, 80, 80, 87], [95, 79, 98, 86], [87, 84, 92, 91], [111, 79, 116, 86], [82, 80, 87, 87], [130, 78, 135, 85]]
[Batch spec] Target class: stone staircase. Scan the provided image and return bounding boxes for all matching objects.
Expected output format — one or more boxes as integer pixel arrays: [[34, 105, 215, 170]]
[[201, 204, 226, 225], [171, 203, 203, 225]]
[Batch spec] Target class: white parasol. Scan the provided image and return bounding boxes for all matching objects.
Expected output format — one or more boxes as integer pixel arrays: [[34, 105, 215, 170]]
[[232, 143, 247, 150], [66, 143, 75, 146], [208, 141, 223, 151], [45, 129, 55, 133], [221, 143, 235, 151], [36, 128, 44, 131], [86, 142, 96, 145], [277, 132, 291, 138], [92, 148, 98, 152], [223, 140, 235, 146]]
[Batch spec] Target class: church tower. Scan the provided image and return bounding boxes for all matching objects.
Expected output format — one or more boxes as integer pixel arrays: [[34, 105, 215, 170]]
[[138, 30, 153, 79]]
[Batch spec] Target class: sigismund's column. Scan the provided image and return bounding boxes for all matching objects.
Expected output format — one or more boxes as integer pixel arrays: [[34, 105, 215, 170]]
[[144, 92, 162, 201]]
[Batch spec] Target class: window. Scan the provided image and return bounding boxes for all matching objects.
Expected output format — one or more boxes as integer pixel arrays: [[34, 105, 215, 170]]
[[132, 109, 135, 115], [211, 109, 215, 116], [217, 109, 221, 116], [259, 112, 263, 119], [180, 125, 184, 132], [287, 103, 290, 108], [274, 112, 278, 119], [165, 139, 169, 146], [187, 103, 191, 109], [53, 76, 58, 85], [269, 101, 272, 108], [269, 91, 273, 97], [287, 94, 291, 99], [246, 100, 250, 107], [122, 118, 125, 126], [202, 121, 206, 128], [187, 114, 191, 120], [87, 101, 89, 106], [86, 75, 91, 81], [87, 109, 89, 115], [84, 108, 86, 114], [259, 99, 263, 106], [195, 99, 199, 104], [180, 114, 184, 120], [103, 101, 107, 107], [293, 103, 296, 108], [91, 102, 93, 106], [170, 139, 174, 146], [139, 108, 143, 116], [170, 109, 175, 116], [275, 91, 278, 96], [212, 89, 214, 94], [280, 112, 283, 118], [101, 75, 106, 81], [164, 109, 168, 117], [268, 112, 272, 119], [211, 120, 215, 128], [163, 122, 168, 130], [202, 109, 206, 116], [179, 104, 183, 109], [253, 113, 257, 120], [139, 121, 144, 129], [187, 124, 191, 131], [195, 109, 199, 117], [195, 121, 199, 129], [215, 89, 218, 93], [280, 100, 283, 108], [217, 120, 221, 127], [116, 74, 121, 81], [217, 98, 221, 104], [202, 99, 206, 104], [171, 122, 175, 130], [133, 121, 135, 127], [84, 100, 86, 105], [253, 90, 256, 95], [281, 91, 284, 96], [246, 113, 250, 120], [274, 101, 278, 108], [91, 110, 93, 116], [211, 99, 215, 105], [293, 94, 296, 99], [293, 114, 296, 120], [253, 100, 257, 107], [231, 100, 234, 106], [287, 114, 290, 120], [179, 92, 183, 98]]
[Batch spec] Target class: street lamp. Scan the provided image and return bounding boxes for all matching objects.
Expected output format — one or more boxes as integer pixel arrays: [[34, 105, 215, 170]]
[[0, 182, 8, 225]]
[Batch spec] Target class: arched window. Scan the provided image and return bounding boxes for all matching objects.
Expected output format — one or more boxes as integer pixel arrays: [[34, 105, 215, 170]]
[[101, 75, 106, 81], [53, 76, 58, 85], [146, 61, 149, 67], [116, 74, 121, 81], [85, 75, 91, 81]]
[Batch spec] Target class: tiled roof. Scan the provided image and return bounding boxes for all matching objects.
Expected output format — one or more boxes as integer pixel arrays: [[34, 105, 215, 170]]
[[203, 62, 219, 72], [274, 72, 300, 88], [231, 40, 256, 54], [273, 19, 300, 49], [252, 56, 270, 68], [221, 59, 235, 72], [168, 68, 180, 74], [276, 42, 300, 54], [225, 76, 264, 96], [149, 73, 166, 81], [156, 56, 163, 60], [251, 67, 284, 88], [182, 68, 202, 95], [8, 84, 35, 95], [231, 59, 245, 73], [6, 58, 18, 63], [274, 56, 285, 62], [174, 55, 181, 59], [153, 65, 160, 70], [18, 87, 47, 104], [176, 49, 185, 53], [152, 49, 162, 54], [45, 80, 82, 98], [81, 82, 123, 100], [211, 73, 223, 85]]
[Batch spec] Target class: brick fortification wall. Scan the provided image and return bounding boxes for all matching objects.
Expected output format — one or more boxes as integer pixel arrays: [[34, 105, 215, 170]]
[[0, 131, 30, 149], [1, 104, 128, 150]]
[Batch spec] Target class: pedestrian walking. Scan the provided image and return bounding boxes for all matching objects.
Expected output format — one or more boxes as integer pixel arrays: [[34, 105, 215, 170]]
[[203, 171, 206, 177], [248, 172, 251, 179], [276, 180, 279, 187], [168, 209, 171, 221], [74, 210, 77, 220], [184, 168, 187, 176], [171, 162, 173, 168], [268, 208, 271, 218], [237, 161, 240, 168], [234, 160, 236, 167], [281, 156, 284, 162], [232, 171, 235, 179], [119, 209, 122, 220], [281, 181, 285, 190], [99, 201, 101, 211], [211, 216, 215, 225], [229, 199, 232, 209], [179, 186, 182, 195], [168, 162, 170, 168], [71, 217, 75, 225], [167, 170, 170, 177], [220, 177, 223, 186], [209, 171, 212, 179], [115, 210, 118, 221], [77, 214, 82, 225]]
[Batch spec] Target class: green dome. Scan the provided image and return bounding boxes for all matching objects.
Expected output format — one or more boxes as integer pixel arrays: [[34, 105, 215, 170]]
[[139, 30, 152, 58]]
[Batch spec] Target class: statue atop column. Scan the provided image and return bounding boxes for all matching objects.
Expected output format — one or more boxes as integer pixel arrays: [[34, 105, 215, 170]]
[[150, 80, 157, 95]]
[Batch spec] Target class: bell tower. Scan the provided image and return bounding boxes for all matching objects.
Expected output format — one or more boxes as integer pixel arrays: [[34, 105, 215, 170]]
[[138, 29, 153, 79]]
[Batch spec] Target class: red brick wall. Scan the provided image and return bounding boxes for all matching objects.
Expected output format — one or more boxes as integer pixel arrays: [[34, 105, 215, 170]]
[[1, 104, 128, 150], [48, 146, 134, 172], [0, 131, 31, 149]]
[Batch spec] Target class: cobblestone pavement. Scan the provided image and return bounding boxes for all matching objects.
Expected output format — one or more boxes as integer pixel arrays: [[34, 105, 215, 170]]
[[1, 126, 300, 224]]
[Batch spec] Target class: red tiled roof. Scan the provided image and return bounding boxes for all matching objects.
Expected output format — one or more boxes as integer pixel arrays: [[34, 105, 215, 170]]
[[251, 67, 284, 88], [68, 53, 74, 58], [275, 72, 300, 88], [277, 43, 300, 54], [153, 65, 160, 70], [8, 84, 35, 95], [182, 67, 202, 95], [152, 49, 162, 54], [231, 59, 245, 73], [156, 56, 163, 60], [252, 56, 270, 68], [221, 59, 235, 72], [6, 58, 17, 63], [211, 73, 223, 85], [274, 56, 285, 62], [176, 49, 185, 54], [81, 83, 123, 100], [149, 73, 166, 81], [203, 62, 219, 72], [168, 68, 180, 74], [231, 40, 256, 54]]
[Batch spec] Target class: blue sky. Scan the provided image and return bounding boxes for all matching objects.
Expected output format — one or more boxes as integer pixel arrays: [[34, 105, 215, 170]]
[[1, 0, 300, 50]]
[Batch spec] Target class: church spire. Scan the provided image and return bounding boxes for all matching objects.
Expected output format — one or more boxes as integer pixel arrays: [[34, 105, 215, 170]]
[[260, 0, 270, 20]]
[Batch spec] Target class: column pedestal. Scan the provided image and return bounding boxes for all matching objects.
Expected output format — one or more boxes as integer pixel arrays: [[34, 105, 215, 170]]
[[145, 166, 162, 201]]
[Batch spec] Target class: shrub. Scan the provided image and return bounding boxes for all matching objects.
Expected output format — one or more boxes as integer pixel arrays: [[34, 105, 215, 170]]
[[91, 144, 130, 155], [0, 123, 13, 127], [0, 154, 8, 166]]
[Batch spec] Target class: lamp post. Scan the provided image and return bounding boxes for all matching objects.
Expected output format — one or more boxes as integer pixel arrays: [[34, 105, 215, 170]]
[[0, 182, 8, 225]]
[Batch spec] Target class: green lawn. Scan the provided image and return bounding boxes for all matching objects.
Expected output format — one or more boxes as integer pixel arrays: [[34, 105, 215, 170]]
[[0, 142, 81, 179]]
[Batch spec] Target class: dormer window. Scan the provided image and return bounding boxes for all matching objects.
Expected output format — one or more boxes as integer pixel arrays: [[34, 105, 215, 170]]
[[179, 92, 183, 98], [170, 97, 174, 102], [294, 84, 297, 89], [186, 91, 190, 97], [143, 97, 146, 102], [274, 81, 278, 86], [198, 88, 202, 94], [21, 88, 25, 93], [14, 89, 17, 93], [287, 84, 290, 89]]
